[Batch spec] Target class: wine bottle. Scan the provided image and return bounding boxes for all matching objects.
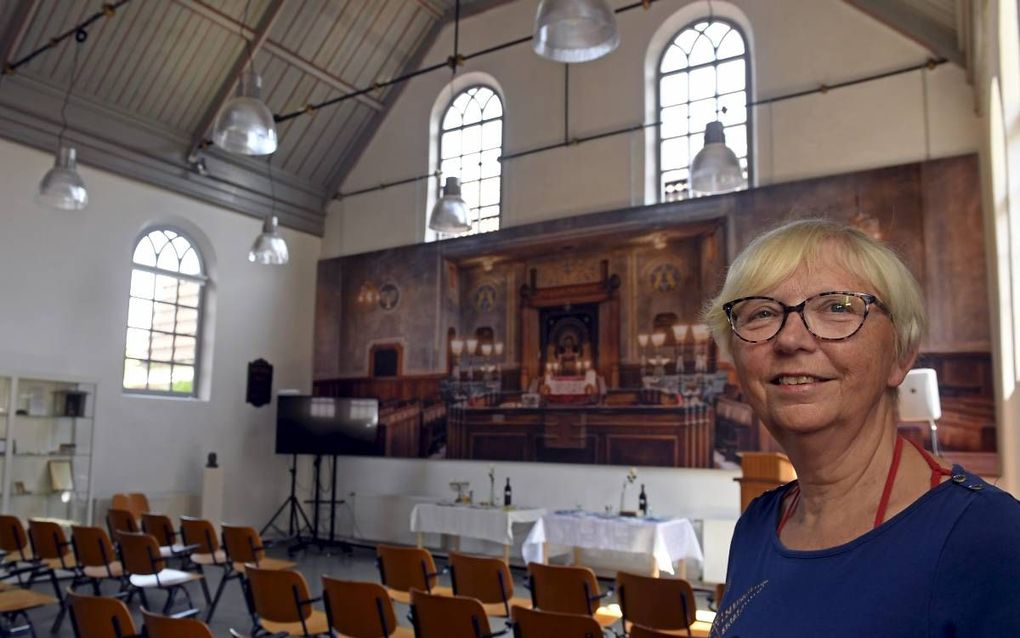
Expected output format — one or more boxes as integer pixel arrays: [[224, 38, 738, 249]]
[[638, 484, 648, 516], [504, 477, 512, 507]]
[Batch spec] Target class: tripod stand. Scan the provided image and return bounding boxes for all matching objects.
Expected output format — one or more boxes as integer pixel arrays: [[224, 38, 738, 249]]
[[261, 454, 315, 552]]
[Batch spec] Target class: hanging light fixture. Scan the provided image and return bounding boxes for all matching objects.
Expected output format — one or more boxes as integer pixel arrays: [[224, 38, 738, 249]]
[[428, 176, 472, 234], [213, 0, 277, 156], [249, 158, 288, 264], [532, 0, 620, 63], [38, 30, 89, 210], [249, 214, 289, 264], [690, 121, 744, 195]]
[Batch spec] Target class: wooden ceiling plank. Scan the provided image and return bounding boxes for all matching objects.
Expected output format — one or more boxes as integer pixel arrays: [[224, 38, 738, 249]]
[[844, 0, 963, 65], [1, 0, 41, 70], [186, 0, 285, 154]]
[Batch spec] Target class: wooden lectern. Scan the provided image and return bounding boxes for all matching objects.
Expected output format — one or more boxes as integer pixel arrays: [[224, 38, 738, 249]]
[[735, 452, 797, 512]]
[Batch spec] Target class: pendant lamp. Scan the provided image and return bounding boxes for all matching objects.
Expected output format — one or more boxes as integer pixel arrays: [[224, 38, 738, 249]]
[[533, 0, 620, 63], [38, 146, 88, 210], [428, 177, 472, 234], [213, 71, 277, 156], [690, 121, 744, 195], [248, 214, 289, 265]]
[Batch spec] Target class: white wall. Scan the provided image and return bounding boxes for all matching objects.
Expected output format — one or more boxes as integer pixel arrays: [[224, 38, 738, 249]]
[[0, 138, 321, 527], [323, 0, 980, 258]]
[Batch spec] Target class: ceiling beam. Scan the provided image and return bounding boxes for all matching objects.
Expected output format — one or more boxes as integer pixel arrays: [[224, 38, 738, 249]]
[[0, 0, 40, 71], [844, 0, 963, 66], [173, 0, 385, 113], [189, 0, 284, 154], [442, 0, 517, 23]]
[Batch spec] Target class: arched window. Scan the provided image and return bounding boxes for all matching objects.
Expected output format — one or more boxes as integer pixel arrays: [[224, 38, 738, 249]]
[[431, 85, 504, 239], [123, 229, 206, 396], [657, 19, 751, 201]]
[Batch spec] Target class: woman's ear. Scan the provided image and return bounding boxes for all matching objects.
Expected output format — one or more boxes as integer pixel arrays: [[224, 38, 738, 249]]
[[888, 347, 919, 388]]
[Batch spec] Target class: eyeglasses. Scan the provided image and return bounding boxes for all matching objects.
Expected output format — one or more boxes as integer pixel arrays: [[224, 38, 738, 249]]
[[723, 291, 890, 343]]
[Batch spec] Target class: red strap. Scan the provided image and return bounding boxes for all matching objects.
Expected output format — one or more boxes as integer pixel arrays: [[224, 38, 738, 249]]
[[873, 435, 904, 528], [776, 486, 800, 536], [902, 436, 952, 488]]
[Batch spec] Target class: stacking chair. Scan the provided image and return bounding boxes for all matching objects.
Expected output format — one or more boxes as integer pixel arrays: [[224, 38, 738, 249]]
[[28, 519, 78, 572], [71, 525, 126, 595], [117, 531, 203, 614], [448, 551, 531, 619], [129, 493, 151, 518], [220, 525, 295, 573], [245, 565, 328, 637], [375, 544, 452, 605], [321, 576, 413, 638], [106, 508, 139, 537], [510, 606, 603, 638], [615, 571, 697, 636], [526, 562, 620, 628], [0, 515, 34, 564], [142, 608, 215, 638], [410, 588, 507, 638], [709, 583, 725, 611], [141, 513, 190, 558], [68, 591, 139, 638], [180, 516, 234, 622]]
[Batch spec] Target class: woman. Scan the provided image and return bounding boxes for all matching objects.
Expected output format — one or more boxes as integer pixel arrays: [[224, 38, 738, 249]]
[[704, 220, 1020, 636]]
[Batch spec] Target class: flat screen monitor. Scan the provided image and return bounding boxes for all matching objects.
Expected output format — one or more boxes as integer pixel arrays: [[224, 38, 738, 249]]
[[276, 396, 380, 456]]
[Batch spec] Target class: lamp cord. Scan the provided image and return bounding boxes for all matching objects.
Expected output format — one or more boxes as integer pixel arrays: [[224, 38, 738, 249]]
[[241, 0, 254, 90], [56, 29, 87, 149]]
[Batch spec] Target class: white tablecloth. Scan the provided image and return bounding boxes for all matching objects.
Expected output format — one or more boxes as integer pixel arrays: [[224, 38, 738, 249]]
[[410, 503, 546, 546], [522, 512, 703, 574]]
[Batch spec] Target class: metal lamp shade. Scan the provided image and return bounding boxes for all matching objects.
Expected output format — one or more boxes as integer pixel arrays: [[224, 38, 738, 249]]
[[213, 72, 278, 156], [428, 177, 472, 234], [690, 121, 744, 195], [249, 215, 289, 265], [532, 0, 619, 63], [38, 146, 88, 210]]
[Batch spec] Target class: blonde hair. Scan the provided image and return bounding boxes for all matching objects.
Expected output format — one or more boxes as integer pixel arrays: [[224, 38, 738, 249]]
[[703, 219, 925, 361]]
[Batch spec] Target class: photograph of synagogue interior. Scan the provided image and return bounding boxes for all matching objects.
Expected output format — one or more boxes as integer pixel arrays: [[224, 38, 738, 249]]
[[0, 0, 1017, 636]]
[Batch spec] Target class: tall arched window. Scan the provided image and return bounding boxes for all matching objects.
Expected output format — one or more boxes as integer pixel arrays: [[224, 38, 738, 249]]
[[657, 19, 750, 201], [123, 229, 206, 396], [432, 85, 504, 239]]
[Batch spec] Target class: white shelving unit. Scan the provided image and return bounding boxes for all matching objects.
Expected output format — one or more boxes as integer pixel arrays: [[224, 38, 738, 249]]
[[0, 374, 95, 524]]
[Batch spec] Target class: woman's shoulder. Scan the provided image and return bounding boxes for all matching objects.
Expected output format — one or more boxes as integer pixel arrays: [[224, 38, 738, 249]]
[[733, 481, 797, 533]]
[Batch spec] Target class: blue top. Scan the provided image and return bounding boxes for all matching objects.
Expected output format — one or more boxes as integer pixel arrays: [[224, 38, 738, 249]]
[[713, 466, 1020, 637]]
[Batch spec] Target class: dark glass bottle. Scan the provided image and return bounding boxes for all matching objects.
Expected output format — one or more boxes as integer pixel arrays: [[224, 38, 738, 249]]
[[638, 484, 648, 516], [504, 477, 512, 507]]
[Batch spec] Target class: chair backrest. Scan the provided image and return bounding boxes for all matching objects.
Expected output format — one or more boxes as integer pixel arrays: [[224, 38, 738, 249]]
[[141, 513, 176, 547], [129, 493, 151, 516], [117, 531, 164, 575], [510, 605, 603, 638], [615, 571, 696, 630], [69, 591, 138, 638], [179, 517, 219, 554], [410, 588, 492, 638], [245, 565, 309, 624], [110, 494, 132, 513], [28, 519, 71, 560], [321, 576, 398, 638], [376, 544, 438, 594], [628, 624, 685, 638], [107, 508, 138, 535], [71, 525, 117, 568], [449, 551, 514, 605], [141, 609, 215, 638], [221, 525, 264, 564], [527, 562, 601, 616], [0, 515, 30, 558]]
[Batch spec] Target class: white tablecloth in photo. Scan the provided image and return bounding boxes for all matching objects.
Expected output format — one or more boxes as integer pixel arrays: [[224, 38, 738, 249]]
[[410, 503, 546, 546], [522, 512, 703, 575]]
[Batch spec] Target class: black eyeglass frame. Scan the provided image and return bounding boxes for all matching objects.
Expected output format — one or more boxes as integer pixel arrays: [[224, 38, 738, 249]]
[[722, 291, 891, 343]]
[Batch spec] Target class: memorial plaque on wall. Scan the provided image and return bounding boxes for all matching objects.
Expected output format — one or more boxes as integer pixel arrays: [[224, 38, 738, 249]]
[[246, 359, 273, 407]]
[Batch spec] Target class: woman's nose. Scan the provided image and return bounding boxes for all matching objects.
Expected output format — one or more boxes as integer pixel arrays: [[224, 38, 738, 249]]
[[772, 310, 816, 350]]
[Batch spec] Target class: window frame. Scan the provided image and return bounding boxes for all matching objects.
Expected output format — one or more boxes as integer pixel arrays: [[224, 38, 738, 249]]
[[122, 226, 208, 398], [430, 83, 505, 241], [655, 17, 753, 202]]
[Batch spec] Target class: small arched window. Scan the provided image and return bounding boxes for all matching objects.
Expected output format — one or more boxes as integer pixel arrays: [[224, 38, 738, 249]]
[[657, 18, 751, 201], [431, 85, 504, 240], [123, 229, 206, 396]]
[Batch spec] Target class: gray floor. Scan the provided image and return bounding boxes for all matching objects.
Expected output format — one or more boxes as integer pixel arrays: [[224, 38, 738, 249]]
[[19, 541, 713, 637]]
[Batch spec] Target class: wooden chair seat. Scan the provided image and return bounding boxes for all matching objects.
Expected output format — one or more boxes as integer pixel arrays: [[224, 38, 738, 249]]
[[595, 603, 623, 627], [0, 588, 57, 613], [234, 557, 295, 573], [260, 609, 329, 637], [192, 550, 227, 565], [624, 620, 714, 637], [1, 550, 34, 564], [82, 562, 123, 578], [335, 627, 415, 638], [41, 556, 78, 571], [158, 544, 192, 558], [480, 596, 531, 617], [129, 569, 203, 589], [388, 585, 453, 605]]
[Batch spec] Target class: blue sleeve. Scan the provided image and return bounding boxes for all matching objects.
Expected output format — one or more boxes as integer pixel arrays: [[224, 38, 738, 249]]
[[928, 491, 1020, 637]]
